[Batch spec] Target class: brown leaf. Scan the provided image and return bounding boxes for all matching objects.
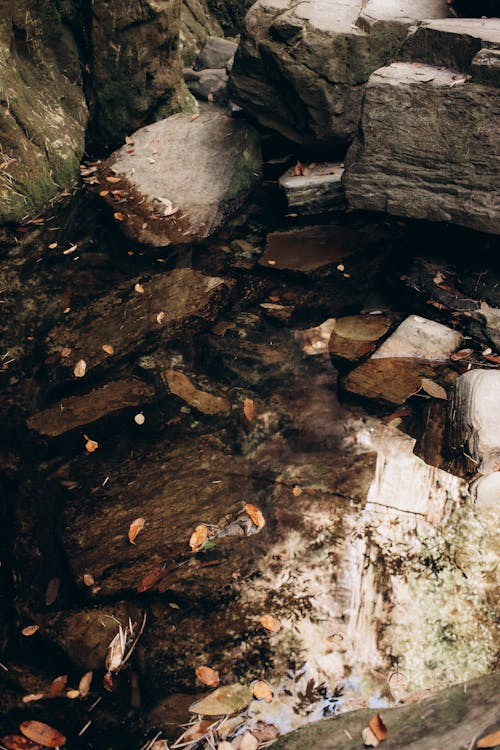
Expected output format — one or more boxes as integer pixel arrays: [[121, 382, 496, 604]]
[[99, 190, 109, 197], [60, 347, 72, 358], [191, 113, 200, 121], [125, 135, 134, 145], [21, 625, 39, 637], [253, 680, 273, 702], [195, 665, 220, 687], [294, 160, 303, 176], [369, 714, 388, 741], [243, 398, 254, 421], [73, 359, 87, 378], [83, 573, 95, 587], [477, 731, 500, 748], [250, 722, 280, 742], [66, 689, 80, 699], [48, 674, 67, 698], [136, 566, 164, 593], [362, 726, 379, 747], [178, 721, 213, 744], [1, 734, 41, 750], [102, 344, 114, 355], [22, 693, 44, 703], [84, 434, 98, 453], [19, 721, 66, 748], [292, 486, 302, 496], [450, 348, 474, 361], [45, 577, 60, 606], [134, 283, 145, 294], [128, 517, 145, 544], [189, 524, 209, 552], [103, 672, 114, 691], [259, 614, 281, 633], [484, 353, 500, 365], [244, 503, 265, 530], [106, 176, 121, 183], [420, 378, 447, 400], [114, 212, 124, 222], [78, 671, 93, 697]]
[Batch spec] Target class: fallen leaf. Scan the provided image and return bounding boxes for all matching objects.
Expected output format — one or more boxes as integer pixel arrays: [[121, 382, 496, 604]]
[[106, 175, 121, 183], [84, 435, 98, 453], [73, 359, 87, 378], [48, 674, 67, 698], [477, 730, 500, 748], [134, 283, 145, 294], [134, 413, 145, 425], [20, 721, 66, 748], [125, 135, 134, 145], [136, 566, 164, 593], [240, 732, 258, 750], [114, 212, 124, 222], [191, 113, 200, 121], [60, 347, 72, 358], [21, 625, 39, 637], [244, 503, 265, 530], [106, 630, 125, 673], [189, 683, 253, 716], [450, 348, 473, 361], [83, 573, 94, 587], [292, 486, 302, 496], [128, 517, 145, 544], [362, 726, 379, 747], [253, 680, 273, 702], [294, 160, 303, 176], [156, 311, 165, 324], [250, 722, 280, 742], [99, 190, 109, 197], [243, 398, 254, 421], [1, 734, 40, 750], [177, 721, 213, 744], [420, 378, 447, 400], [48, 242, 58, 249], [45, 577, 60, 606], [166, 370, 230, 415], [63, 244, 77, 255], [22, 693, 44, 703], [369, 713, 388, 741], [195, 666, 220, 687], [260, 614, 280, 633], [189, 524, 209, 552], [151, 742, 170, 750], [102, 344, 114, 355], [484, 353, 500, 365], [66, 689, 80, 699], [103, 672, 113, 690], [78, 671, 93, 697]]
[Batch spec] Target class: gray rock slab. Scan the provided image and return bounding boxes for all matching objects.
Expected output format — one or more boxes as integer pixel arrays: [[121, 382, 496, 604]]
[[279, 164, 346, 215], [185, 67, 229, 102], [97, 111, 262, 246], [194, 35, 238, 70]]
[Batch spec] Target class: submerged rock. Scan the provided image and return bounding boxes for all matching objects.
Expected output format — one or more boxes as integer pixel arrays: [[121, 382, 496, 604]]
[[328, 313, 395, 365], [97, 111, 262, 246], [279, 164, 346, 216]]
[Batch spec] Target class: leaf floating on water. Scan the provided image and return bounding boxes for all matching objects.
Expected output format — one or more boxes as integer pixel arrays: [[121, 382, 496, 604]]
[[189, 683, 253, 716], [128, 517, 145, 544], [84, 434, 98, 453], [240, 732, 259, 750], [243, 398, 254, 422], [134, 283, 145, 294], [102, 344, 114, 355], [78, 671, 93, 697], [420, 378, 447, 400], [83, 573, 94, 587], [195, 666, 220, 687], [20, 721, 66, 747], [477, 730, 500, 748], [361, 726, 380, 747], [48, 674, 67, 698], [369, 713, 388, 741], [74, 359, 87, 378], [253, 680, 273, 702], [189, 524, 209, 552], [45, 577, 60, 607], [1, 734, 40, 749], [21, 625, 39, 637], [259, 614, 280, 633], [244, 503, 265, 530]]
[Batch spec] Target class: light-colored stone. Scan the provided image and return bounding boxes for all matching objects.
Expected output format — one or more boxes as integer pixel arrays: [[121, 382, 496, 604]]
[[98, 111, 262, 246], [372, 315, 462, 361], [279, 165, 345, 215], [328, 313, 393, 364]]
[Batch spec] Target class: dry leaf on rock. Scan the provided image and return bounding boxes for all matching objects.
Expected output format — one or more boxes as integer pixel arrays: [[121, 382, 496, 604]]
[[189, 683, 253, 716], [240, 732, 258, 750], [244, 503, 265, 530], [84, 435, 98, 453], [48, 674, 67, 698], [73, 359, 86, 378], [450, 348, 473, 361], [128, 517, 145, 544], [189, 524, 209, 552], [195, 666, 220, 687], [106, 175, 121, 183], [22, 693, 44, 703], [243, 398, 254, 421], [253, 680, 273, 702], [178, 720, 213, 743], [361, 726, 380, 747], [78, 671, 93, 697], [66, 689, 80, 699], [1, 734, 40, 749], [484, 353, 500, 365], [420, 378, 447, 400], [83, 573, 94, 587], [369, 713, 388, 741], [106, 630, 125, 673], [259, 614, 280, 633], [477, 731, 500, 748], [134, 413, 145, 425], [134, 283, 145, 294], [136, 566, 164, 593], [60, 347, 71, 358], [21, 625, 39, 637], [102, 344, 114, 355], [292, 486, 302, 496], [20, 721, 66, 747], [251, 722, 280, 742], [114, 212, 124, 222]]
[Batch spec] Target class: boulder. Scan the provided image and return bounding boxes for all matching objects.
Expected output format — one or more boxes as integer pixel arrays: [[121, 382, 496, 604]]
[[229, 0, 449, 148], [342, 315, 462, 404], [279, 164, 346, 215], [96, 111, 262, 246], [328, 313, 395, 365], [181, 2, 223, 67], [206, 0, 254, 35], [344, 19, 500, 234], [194, 36, 238, 70], [0, 0, 87, 223], [185, 68, 229, 103]]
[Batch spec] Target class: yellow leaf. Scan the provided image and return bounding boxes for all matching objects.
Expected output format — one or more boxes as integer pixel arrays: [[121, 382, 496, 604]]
[[99, 190, 109, 196], [189, 524, 208, 552], [128, 517, 145, 544], [102, 344, 114, 355], [253, 680, 273, 702], [83, 573, 94, 587], [73, 359, 87, 378], [66, 689, 80, 699], [114, 212, 124, 222], [21, 625, 39, 637], [106, 176, 121, 183], [477, 730, 500, 748], [243, 398, 254, 421], [259, 614, 280, 633], [83, 434, 98, 453], [134, 283, 145, 294], [244, 503, 265, 530]]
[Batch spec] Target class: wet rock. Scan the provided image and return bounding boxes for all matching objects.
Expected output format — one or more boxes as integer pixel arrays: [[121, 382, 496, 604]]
[[165, 369, 231, 414], [45, 269, 235, 382], [194, 36, 238, 70], [185, 68, 229, 103], [279, 164, 346, 216], [181, 2, 223, 67], [344, 20, 500, 234], [294, 320, 337, 356], [448, 369, 500, 475], [97, 111, 262, 246], [229, 0, 448, 148], [473, 302, 500, 350], [0, 1, 87, 223], [27, 379, 155, 437], [342, 315, 462, 404], [328, 314, 395, 365], [272, 673, 500, 750]]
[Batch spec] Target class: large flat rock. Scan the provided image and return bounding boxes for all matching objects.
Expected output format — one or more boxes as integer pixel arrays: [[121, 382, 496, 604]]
[[97, 111, 262, 246], [344, 19, 500, 234], [228, 0, 448, 147]]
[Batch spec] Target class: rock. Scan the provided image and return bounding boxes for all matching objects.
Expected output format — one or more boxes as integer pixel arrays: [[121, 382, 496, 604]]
[[27, 379, 155, 437], [0, 1, 87, 223], [181, 2, 223, 67], [271, 673, 500, 750], [165, 370, 231, 414], [46, 269, 235, 382], [229, 0, 448, 148], [448, 369, 500, 474], [473, 302, 500, 350], [205, 0, 254, 35], [471, 471, 500, 509], [294, 320, 337, 356], [342, 315, 462, 404], [279, 164, 346, 215], [97, 111, 262, 246], [328, 314, 394, 365], [344, 19, 500, 234], [185, 68, 229, 103], [194, 36, 238, 70]]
